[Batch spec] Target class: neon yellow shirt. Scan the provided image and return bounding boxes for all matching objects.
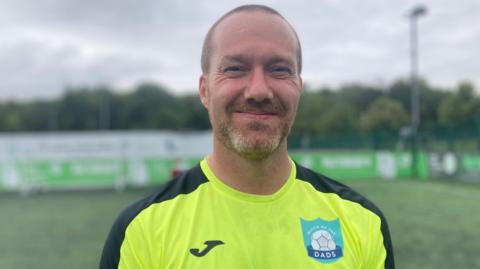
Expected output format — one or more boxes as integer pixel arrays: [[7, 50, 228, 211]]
[[100, 158, 394, 268]]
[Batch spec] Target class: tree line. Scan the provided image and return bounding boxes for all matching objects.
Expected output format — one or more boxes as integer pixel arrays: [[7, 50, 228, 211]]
[[0, 79, 478, 137]]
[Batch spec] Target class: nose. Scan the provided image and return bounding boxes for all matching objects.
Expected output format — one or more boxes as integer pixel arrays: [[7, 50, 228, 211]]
[[244, 67, 273, 102]]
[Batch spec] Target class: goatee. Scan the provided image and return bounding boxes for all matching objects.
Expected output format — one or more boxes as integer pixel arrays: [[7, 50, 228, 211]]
[[218, 99, 292, 161]]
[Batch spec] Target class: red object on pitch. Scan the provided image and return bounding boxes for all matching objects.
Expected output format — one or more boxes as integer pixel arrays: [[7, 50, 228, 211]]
[[170, 159, 185, 178]]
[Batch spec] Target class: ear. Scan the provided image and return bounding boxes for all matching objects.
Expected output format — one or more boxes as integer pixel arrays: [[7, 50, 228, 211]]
[[298, 76, 304, 94], [199, 74, 209, 109]]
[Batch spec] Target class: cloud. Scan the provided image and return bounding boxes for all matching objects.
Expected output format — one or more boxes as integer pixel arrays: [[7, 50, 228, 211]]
[[0, 0, 479, 100]]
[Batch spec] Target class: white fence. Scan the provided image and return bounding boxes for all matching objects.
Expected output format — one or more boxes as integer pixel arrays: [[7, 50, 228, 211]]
[[0, 131, 212, 192]]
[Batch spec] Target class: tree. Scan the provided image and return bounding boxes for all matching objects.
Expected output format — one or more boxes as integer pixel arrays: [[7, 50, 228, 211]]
[[0, 102, 22, 131], [360, 97, 410, 131], [123, 83, 186, 130], [337, 84, 383, 114], [437, 81, 480, 124], [388, 79, 412, 112], [292, 90, 328, 135], [57, 88, 101, 130], [181, 95, 210, 130], [292, 88, 359, 136], [0, 80, 478, 136], [19, 100, 55, 131], [317, 102, 356, 134], [387, 78, 448, 129]]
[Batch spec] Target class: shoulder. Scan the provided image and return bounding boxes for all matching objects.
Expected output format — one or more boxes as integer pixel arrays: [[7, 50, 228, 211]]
[[99, 164, 208, 268], [295, 163, 395, 268], [117, 163, 207, 230], [295, 162, 385, 219]]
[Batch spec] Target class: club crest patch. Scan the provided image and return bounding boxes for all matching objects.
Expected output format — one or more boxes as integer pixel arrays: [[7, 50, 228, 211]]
[[300, 218, 344, 263]]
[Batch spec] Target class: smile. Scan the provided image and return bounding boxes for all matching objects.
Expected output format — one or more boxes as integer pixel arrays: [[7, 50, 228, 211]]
[[234, 111, 277, 120]]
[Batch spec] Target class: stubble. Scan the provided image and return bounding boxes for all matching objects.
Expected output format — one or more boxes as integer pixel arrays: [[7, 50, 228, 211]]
[[217, 99, 293, 161]]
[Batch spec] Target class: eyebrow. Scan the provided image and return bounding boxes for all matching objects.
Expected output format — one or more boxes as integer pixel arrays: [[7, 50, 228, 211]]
[[219, 54, 250, 65], [266, 56, 294, 67], [219, 54, 295, 67]]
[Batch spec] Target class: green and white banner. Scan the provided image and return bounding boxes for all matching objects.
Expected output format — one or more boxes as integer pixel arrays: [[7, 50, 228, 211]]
[[0, 132, 210, 192], [1, 132, 478, 192], [428, 152, 480, 181], [292, 151, 424, 180], [6, 157, 202, 191]]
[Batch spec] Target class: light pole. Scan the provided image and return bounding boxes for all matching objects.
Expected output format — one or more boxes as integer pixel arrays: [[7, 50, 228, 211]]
[[408, 5, 427, 178]]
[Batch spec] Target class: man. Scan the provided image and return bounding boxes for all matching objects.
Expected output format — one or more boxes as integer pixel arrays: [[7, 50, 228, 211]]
[[100, 4, 395, 268]]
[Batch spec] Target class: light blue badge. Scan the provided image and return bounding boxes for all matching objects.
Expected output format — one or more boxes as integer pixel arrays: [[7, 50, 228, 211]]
[[300, 218, 344, 263]]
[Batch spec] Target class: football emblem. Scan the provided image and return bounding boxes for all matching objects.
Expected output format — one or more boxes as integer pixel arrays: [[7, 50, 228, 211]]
[[311, 229, 336, 251], [300, 218, 344, 264]]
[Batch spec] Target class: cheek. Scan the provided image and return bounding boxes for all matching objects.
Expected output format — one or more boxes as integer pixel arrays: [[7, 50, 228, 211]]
[[277, 90, 301, 112], [211, 87, 242, 110], [270, 79, 301, 101], [207, 94, 231, 122]]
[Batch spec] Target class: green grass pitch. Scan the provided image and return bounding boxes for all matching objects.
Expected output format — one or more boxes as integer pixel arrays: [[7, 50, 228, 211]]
[[0, 179, 479, 269]]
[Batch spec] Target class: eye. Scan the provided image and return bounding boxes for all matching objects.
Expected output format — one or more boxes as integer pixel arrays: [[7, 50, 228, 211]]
[[224, 65, 245, 73], [270, 66, 292, 77]]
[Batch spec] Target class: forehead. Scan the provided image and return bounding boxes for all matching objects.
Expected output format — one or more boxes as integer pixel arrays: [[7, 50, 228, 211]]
[[210, 11, 298, 63]]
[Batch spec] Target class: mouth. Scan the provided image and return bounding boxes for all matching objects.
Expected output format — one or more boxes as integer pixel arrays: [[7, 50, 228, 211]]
[[234, 110, 277, 120]]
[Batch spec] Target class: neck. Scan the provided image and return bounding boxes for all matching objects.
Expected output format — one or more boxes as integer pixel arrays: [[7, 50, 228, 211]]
[[207, 138, 292, 195]]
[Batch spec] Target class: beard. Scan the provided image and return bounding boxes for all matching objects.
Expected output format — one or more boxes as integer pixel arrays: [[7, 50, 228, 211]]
[[216, 98, 293, 161]]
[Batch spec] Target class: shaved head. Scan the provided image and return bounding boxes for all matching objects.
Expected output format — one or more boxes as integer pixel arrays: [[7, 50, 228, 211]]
[[201, 5, 302, 75]]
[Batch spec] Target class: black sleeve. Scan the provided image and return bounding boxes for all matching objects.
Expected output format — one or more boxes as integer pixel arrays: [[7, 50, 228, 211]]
[[98, 197, 152, 269], [380, 212, 395, 269], [99, 164, 207, 268], [295, 163, 395, 268]]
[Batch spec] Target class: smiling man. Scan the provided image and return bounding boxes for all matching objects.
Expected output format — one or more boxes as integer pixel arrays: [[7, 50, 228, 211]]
[[100, 5, 395, 269]]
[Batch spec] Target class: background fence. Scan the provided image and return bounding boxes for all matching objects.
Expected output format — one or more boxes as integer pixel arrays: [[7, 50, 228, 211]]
[[1, 130, 479, 193]]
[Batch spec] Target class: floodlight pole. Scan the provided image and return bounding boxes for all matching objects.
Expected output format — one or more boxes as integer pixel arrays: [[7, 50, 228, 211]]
[[409, 5, 427, 178]]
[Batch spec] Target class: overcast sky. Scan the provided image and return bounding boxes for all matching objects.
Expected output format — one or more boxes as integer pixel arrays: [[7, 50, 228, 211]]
[[1, 0, 479, 100]]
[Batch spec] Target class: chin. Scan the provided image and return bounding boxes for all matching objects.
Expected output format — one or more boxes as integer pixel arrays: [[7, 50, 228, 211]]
[[217, 117, 291, 160], [229, 130, 284, 161]]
